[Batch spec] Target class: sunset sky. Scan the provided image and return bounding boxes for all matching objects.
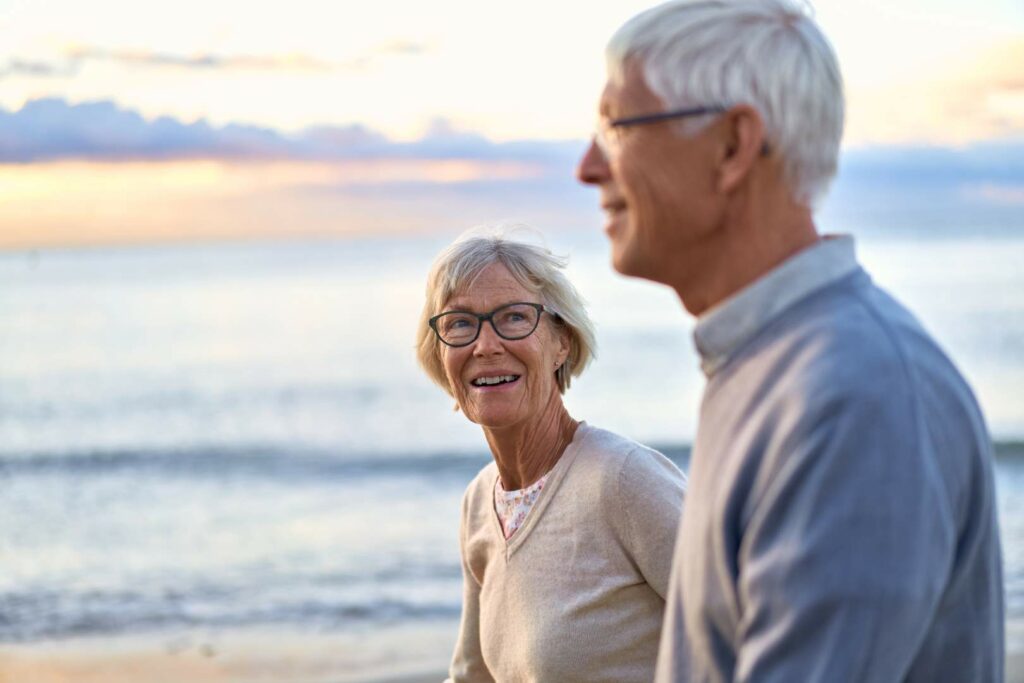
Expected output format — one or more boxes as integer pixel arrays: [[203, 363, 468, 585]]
[[2, 0, 1022, 248]]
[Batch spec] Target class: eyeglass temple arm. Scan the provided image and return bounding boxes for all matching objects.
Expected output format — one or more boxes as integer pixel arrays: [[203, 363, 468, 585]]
[[609, 107, 771, 156]]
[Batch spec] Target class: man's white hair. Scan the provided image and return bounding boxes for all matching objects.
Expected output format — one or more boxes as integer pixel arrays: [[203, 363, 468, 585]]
[[607, 0, 844, 207]]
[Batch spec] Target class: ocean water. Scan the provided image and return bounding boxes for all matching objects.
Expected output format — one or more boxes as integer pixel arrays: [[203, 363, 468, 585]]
[[0, 228, 1022, 649]]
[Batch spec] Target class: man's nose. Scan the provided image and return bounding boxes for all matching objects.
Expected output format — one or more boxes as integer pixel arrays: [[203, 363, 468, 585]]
[[576, 138, 611, 185]]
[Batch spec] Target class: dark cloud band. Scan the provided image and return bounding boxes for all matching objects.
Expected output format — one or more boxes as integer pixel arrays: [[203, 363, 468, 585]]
[[0, 97, 578, 165]]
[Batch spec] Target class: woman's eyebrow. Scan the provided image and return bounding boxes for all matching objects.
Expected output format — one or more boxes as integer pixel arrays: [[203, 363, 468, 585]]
[[440, 300, 527, 313]]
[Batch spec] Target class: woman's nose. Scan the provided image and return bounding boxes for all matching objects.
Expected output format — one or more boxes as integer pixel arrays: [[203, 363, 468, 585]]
[[472, 320, 505, 356]]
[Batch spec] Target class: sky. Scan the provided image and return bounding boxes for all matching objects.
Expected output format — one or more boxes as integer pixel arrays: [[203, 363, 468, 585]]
[[1, 0, 1022, 248]]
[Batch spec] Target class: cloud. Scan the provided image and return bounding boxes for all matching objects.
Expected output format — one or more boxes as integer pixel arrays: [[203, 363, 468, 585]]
[[2, 97, 1023, 249], [2, 96, 1023, 242], [994, 77, 1024, 92], [841, 143, 1024, 184], [0, 39, 430, 81], [846, 37, 1024, 146], [819, 141, 1024, 234], [0, 59, 75, 79], [63, 46, 335, 72], [374, 40, 429, 56], [0, 98, 581, 166], [0, 98, 302, 162], [964, 184, 1024, 206], [940, 40, 1024, 139]]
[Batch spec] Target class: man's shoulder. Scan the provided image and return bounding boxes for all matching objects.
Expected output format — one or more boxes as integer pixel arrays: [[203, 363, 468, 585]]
[[751, 275, 952, 393], [718, 273, 986, 465]]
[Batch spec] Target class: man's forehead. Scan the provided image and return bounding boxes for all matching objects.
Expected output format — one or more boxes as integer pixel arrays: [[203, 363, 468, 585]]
[[599, 61, 663, 115]]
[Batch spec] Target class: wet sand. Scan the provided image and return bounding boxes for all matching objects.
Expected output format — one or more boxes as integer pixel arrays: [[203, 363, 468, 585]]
[[1, 622, 1020, 683], [393, 662, 1024, 683], [0, 622, 456, 683]]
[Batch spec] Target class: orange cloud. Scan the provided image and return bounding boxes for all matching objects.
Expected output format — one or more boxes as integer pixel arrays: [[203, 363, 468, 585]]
[[0, 158, 547, 249], [845, 37, 1024, 147], [64, 46, 332, 72]]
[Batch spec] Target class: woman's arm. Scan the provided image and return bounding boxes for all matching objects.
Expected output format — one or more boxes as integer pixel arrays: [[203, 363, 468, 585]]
[[614, 448, 687, 598], [446, 492, 495, 683]]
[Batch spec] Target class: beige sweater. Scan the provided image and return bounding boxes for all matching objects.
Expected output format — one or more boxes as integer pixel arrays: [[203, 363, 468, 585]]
[[448, 423, 686, 683]]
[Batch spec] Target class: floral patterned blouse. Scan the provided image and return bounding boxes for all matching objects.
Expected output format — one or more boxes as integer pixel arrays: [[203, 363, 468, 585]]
[[494, 472, 550, 540]]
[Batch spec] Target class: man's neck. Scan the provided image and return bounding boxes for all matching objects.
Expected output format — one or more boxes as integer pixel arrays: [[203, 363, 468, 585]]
[[671, 199, 820, 316]]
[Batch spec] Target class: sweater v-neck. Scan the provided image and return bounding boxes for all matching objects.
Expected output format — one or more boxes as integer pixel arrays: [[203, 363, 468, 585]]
[[489, 421, 590, 559]]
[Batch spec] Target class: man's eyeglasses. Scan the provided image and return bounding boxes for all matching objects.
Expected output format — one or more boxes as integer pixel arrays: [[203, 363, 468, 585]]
[[429, 302, 555, 348], [594, 105, 726, 157]]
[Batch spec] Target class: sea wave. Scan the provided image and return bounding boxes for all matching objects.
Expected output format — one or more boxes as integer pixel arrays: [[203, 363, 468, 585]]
[[1, 441, 1021, 479], [0, 587, 460, 642], [0, 446, 492, 481]]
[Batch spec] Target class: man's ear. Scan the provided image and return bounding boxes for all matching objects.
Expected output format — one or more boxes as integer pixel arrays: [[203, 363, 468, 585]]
[[716, 105, 766, 194]]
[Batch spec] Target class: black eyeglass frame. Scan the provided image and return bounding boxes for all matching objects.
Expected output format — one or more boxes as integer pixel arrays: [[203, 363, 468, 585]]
[[598, 104, 770, 156], [428, 302, 555, 348], [606, 105, 727, 129]]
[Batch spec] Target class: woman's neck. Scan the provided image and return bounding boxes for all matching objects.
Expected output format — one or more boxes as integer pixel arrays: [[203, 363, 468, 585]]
[[484, 399, 578, 491]]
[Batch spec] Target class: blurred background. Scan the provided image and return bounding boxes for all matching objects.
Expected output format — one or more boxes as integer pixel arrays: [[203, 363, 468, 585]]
[[1, 1, 1023, 681]]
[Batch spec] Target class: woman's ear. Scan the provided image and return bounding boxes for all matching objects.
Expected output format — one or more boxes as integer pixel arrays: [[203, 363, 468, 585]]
[[556, 325, 571, 367]]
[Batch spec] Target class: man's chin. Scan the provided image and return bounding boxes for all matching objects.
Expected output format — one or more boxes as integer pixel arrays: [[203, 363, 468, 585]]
[[611, 242, 670, 284], [606, 224, 632, 272], [610, 244, 644, 279]]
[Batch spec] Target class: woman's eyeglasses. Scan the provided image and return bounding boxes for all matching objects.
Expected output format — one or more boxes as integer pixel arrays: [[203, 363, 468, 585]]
[[429, 302, 554, 347]]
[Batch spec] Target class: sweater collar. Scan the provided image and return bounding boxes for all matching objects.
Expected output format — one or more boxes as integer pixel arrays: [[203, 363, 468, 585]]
[[693, 235, 860, 378]]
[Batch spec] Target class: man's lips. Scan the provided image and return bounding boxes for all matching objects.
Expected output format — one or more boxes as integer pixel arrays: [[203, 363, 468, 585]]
[[602, 200, 627, 236]]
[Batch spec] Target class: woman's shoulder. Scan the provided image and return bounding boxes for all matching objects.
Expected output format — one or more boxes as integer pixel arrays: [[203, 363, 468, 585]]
[[460, 460, 498, 511], [578, 423, 653, 454], [574, 423, 687, 491]]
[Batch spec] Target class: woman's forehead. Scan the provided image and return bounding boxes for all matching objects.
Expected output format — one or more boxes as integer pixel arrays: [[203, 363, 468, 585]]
[[444, 263, 539, 309]]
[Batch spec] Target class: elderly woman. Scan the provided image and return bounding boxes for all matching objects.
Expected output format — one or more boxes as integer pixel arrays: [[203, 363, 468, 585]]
[[416, 230, 686, 683]]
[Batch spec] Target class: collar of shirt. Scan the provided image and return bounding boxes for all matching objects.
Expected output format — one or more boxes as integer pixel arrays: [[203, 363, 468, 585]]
[[692, 235, 861, 378]]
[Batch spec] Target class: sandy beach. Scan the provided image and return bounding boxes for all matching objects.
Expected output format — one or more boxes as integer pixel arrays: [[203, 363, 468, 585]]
[[0, 622, 456, 683], [2, 620, 1021, 683]]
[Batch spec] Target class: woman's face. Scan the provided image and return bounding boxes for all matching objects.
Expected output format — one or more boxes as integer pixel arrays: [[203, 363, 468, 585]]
[[439, 262, 569, 431]]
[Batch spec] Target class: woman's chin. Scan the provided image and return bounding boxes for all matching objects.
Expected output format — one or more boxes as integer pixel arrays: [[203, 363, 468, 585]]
[[476, 416, 520, 431], [467, 408, 526, 431]]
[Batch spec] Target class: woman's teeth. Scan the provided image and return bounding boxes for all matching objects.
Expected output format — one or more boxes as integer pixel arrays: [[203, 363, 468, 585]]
[[472, 375, 519, 387]]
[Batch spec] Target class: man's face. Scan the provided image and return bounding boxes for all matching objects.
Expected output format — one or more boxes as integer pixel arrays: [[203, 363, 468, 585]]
[[576, 61, 721, 286]]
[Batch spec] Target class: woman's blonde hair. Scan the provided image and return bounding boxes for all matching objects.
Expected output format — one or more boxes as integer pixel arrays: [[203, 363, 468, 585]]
[[416, 227, 597, 396]]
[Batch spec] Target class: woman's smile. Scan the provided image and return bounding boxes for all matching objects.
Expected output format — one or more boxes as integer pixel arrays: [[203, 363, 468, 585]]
[[469, 373, 522, 390]]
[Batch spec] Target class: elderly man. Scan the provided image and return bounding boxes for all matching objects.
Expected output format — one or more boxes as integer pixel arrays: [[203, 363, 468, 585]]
[[577, 1, 1004, 681]]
